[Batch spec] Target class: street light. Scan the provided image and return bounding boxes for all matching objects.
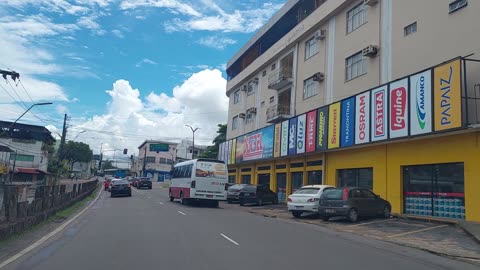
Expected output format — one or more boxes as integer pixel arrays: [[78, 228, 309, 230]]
[[185, 125, 199, 159], [72, 130, 86, 141], [0, 102, 53, 138]]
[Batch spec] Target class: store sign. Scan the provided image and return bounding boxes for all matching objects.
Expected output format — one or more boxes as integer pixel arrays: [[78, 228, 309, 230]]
[[218, 142, 223, 161], [434, 59, 462, 131], [355, 92, 370, 144], [280, 120, 289, 156], [230, 138, 236, 165], [328, 102, 340, 149], [340, 97, 355, 147], [261, 126, 274, 159], [371, 86, 388, 141], [227, 140, 232, 165], [410, 70, 432, 135], [274, 123, 281, 158], [317, 107, 329, 151], [389, 78, 409, 138], [306, 111, 317, 153], [235, 136, 244, 163], [288, 117, 297, 155], [244, 133, 263, 161], [296, 114, 306, 154]]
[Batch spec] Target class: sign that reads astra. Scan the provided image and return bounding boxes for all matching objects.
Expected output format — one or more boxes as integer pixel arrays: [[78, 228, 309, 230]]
[[434, 59, 462, 131], [280, 120, 289, 156], [317, 107, 329, 151], [340, 97, 355, 147], [389, 78, 409, 138], [288, 117, 297, 155], [296, 114, 306, 154], [410, 70, 432, 135], [355, 92, 370, 144], [328, 102, 341, 149], [306, 111, 316, 152], [371, 86, 388, 141]]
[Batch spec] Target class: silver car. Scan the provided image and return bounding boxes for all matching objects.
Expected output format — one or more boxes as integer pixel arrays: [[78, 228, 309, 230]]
[[287, 185, 335, 218]]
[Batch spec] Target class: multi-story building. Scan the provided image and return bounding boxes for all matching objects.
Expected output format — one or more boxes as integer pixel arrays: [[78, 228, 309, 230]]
[[222, 0, 480, 222], [134, 140, 177, 182], [175, 139, 208, 161]]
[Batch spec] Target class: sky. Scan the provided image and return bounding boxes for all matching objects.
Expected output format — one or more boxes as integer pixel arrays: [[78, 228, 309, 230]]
[[0, 0, 286, 158]]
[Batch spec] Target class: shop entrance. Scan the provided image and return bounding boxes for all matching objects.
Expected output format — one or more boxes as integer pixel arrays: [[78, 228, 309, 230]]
[[241, 175, 251, 184], [291, 172, 303, 194], [276, 173, 287, 203], [403, 163, 465, 219], [258, 173, 270, 187], [307, 171, 322, 185]]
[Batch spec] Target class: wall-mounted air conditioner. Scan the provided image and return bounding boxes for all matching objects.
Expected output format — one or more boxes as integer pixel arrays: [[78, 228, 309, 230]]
[[312, 72, 325, 82], [248, 107, 257, 114], [314, 29, 327, 40], [362, 45, 378, 57], [238, 113, 246, 118], [363, 0, 378, 6]]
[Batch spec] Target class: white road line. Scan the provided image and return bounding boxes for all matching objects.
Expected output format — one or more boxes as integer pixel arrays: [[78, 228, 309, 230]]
[[0, 186, 103, 269], [220, 233, 239, 246], [158, 202, 164, 205], [177, 211, 186, 216]]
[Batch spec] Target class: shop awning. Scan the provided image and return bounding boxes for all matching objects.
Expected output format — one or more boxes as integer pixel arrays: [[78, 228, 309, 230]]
[[38, 169, 53, 175]]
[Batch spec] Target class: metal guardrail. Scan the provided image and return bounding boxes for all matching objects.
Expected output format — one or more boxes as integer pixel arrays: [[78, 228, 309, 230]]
[[268, 66, 293, 88], [266, 104, 291, 121]]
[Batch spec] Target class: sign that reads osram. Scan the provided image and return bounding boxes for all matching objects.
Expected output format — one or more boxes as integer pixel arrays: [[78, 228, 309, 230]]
[[280, 120, 289, 156], [288, 117, 297, 155], [371, 86, 388, 141], [355, 91, 370, 144], [306, 110, 317, 153], [340, 97, 355, 147], [389, 78, 409, 138], [296, 114, 306, 154], [410, 70, 432, 135]]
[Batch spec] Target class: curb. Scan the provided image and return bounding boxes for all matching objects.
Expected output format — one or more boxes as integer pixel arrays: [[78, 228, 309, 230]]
[[457, 221, 480, 245]]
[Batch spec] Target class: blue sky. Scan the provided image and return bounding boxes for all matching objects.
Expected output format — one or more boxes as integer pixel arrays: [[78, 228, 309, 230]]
[[0, 0, 285, 154]]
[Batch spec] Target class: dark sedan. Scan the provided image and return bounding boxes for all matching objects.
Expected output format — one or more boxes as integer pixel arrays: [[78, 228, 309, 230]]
[[137, 177, 152, 189], [318, 187, 391, 222], [238, 184, 278, 206], [227, 184, 248, 203], [110, 179, 132, 197]]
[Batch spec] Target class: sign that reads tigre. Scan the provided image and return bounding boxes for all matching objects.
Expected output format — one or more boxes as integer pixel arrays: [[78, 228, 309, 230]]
[[355, 91, 370, 144], [317, 107, 328, 151], [280, 120, 289, 156], [371, 86, 388, 141], [306, 111, 316, 153], [328, 102, 341, 149], [389, 78, 409, 138], [288, 117, 297, 155], [296, 114, 306, 154], [434, 59, 462, 131], [340, 97, 355, 147], [410, 70, 432, 135]]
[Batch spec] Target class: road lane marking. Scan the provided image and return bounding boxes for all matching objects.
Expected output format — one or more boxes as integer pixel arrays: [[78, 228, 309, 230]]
[[345, 219, 389, 228], [220, 233, 239, 246], [0, 186, 103, 269], [387, 225, 448, 238], [158, 202, 164, 205], [177, 211, 186, 215]]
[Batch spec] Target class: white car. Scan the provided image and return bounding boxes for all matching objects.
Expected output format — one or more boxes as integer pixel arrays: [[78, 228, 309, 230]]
[[287, 185, 335, 218]]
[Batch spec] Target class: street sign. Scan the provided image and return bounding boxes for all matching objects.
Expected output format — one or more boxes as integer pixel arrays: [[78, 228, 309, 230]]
[[149, 143, 169, 152]]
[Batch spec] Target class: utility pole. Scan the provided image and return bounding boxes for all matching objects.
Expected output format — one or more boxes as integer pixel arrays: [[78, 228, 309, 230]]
[[60, 114, 67, 149]]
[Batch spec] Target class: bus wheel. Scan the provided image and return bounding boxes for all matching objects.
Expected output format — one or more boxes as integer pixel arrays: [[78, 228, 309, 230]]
[[180, 193, 186, 205], [211, 201, 219, 208], [169, 190, 174, 202]]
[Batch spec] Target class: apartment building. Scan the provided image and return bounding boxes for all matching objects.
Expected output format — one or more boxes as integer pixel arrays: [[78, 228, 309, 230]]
[[135, 140, 177, 182], [221, 0, 480, 222]]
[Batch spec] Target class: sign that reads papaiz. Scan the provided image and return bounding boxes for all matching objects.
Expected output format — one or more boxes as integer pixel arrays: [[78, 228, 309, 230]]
[[340, 97, 355, 147], [150, 143, 169, 152], [317, 107, 329, 151], [434, 59, 462, 131]]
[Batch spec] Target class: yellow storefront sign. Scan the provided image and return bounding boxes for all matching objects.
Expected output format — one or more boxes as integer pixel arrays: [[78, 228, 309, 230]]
[[434, 59, 462, 131], [230, 138, 236, 165], [274, 123, 281, 157], [328, 102, 341, 149]]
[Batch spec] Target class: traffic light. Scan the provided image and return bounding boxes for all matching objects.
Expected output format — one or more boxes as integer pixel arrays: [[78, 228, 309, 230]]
[[130, 155, 133, 160], [123, 148, 128, 155]]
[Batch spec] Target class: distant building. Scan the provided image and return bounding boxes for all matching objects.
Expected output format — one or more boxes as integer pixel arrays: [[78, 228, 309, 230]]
[[175, 139, 209, 161], [134, 140, 177, 182]]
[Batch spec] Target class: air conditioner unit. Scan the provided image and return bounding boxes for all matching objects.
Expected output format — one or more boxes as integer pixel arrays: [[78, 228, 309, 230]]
[[363, 0, 378, 6], [362, 45, 378, 57], [314, 29, 326, 40], [312, 72, 325, 82], [238, 113, 246, 119], [241, 85, 247, 91], [253, 77, 259, 84], [248, 107, 257, 114]]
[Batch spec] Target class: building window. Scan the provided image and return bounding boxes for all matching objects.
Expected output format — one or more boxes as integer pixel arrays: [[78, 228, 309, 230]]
[[345, 51, 367, 81], [305, 37, 319, 60], [262, 70, 267, 77], [291, 172, 303, 193], [10, 154, 34, 162], [307, 171, 322, 185], [337, 168, 373, 190], [228, 175, 236, 184], [232, 116, 239, 130], [233, 90, 240, 104], [270, 96, 275, 103], [404, 22, 417, 36], [449, 0, 467, 13], [241, 175, 251, 184], [303, 77, 317, 99], [247, 80, 256, 96], [246, 111, 254, 124], [271, 63, 276, 70], [146, 156, 156, 163], [347, 3, 367, 33]]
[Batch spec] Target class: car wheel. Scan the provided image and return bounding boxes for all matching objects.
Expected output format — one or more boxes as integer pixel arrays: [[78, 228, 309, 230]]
[[128, 193, 132, 197], [257, 199, 263, 206], [292, 211, 302, 218], [348, 208, 359, 223], [149, 187, 152, 190], [321, 216, 330, 221], [383, 205, 391, 218]]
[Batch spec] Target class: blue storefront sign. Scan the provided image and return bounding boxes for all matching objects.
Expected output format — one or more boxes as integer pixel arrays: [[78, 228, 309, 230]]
[[340, 97, 355, 147], [288, 117, 297, 156]]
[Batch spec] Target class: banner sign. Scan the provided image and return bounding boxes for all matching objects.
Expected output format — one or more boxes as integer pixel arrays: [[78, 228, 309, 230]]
[[410, 70, 432, 135], [389, 78, 409, 138], [231, 138, 236, 165], [261, 126, 274, 159], [328, 102, 340, 149], [306, 111, 317, 153], [281, 120, 289, 156], [317, 107, 328, 151], [235, 136, 244, 163], [288, 117, 297, 155], [274, 123, 281, 158], [296, 114, 306, 154], [218, 142, 224, 161], [227, 140, 232, 165], [434, 59, 462, 131], [355, 91, 370, 144], [371, 86, 388, 141], [340, 97, 355, 147]]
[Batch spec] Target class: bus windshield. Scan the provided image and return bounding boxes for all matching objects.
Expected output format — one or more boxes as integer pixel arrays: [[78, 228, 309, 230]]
[[195, 161, 227, 179]]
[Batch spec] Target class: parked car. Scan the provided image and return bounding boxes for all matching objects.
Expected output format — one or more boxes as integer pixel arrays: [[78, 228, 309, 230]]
[[318, 187, 391, 223], [227, 184, 248, 203], [110, 179, 132, 197], [137, 177, 152, 189], [238, 184, 278, 206], [287, 185, 334, 218]]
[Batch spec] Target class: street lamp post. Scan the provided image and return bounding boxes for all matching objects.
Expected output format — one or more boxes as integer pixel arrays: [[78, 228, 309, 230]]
[[72, 130, 86, 142], [185, 125, 199, 159]]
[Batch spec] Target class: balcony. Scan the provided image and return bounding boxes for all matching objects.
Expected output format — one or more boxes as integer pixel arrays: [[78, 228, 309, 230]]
[[267, 104, 291, 124], [268, 66, 293, 90]]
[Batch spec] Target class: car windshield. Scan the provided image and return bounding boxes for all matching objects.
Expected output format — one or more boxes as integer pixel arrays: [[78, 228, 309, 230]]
[[229, 184, 245, 190], [293, 188, 320, 195], [112, 180, 128, 185], [321, 189, 344, 199]]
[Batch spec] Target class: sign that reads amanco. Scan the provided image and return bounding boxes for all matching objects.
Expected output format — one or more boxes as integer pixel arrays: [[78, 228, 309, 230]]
[[410, 70, 432, 135]]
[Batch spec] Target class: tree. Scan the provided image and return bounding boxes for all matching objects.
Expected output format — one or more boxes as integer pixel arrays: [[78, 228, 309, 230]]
[[199, 124, 227, 159], [60, 141, 93, 168], [102, 160, 116, 170]]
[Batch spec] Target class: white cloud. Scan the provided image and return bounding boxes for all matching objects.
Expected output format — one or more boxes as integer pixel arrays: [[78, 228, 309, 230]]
[[135, 15, 146, 20], [120, 0, 202, 17], [198, 35, 236, 50], [0, 0, 90, 15], [112, 29, 125, 38], [135, 58, 158, 67], [77, 15, 106, 35], [56, 104, 68, 114]]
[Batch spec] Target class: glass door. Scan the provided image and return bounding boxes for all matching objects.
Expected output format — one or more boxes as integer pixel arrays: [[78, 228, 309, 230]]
[[258, 174, 271, 187], [307, 171, 322, 185], [276, 173, 287, 203], [291, 172, 303, 194]]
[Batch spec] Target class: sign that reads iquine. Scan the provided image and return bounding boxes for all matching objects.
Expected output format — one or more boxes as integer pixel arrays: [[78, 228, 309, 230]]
[[389, 78, 409, 138]]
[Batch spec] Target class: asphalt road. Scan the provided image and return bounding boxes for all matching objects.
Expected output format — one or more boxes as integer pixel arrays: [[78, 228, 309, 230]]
[[1, 183, 478, 270]]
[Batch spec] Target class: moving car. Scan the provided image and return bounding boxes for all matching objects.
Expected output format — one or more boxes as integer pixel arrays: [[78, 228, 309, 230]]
[[137, 177, 152, 189], [287, 185, 334, 218], [238, 185, 278, 206], [227, 184, 248, 203], [318, 187, 391, 223], [110, 179, 132, 197]]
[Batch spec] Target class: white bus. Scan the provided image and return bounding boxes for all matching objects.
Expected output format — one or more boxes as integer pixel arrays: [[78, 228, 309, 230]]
[[169, 159, 228, 207]]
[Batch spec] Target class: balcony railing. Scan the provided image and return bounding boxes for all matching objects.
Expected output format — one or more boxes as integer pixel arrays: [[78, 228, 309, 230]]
[[267, 104, 291, 123], [268, 66, 293, 90]]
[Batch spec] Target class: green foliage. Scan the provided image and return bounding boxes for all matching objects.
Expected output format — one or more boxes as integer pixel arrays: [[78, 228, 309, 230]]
[[60, 141, 93, 164], [199, 124, 226, 159], [102, 160, 116, 170]]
